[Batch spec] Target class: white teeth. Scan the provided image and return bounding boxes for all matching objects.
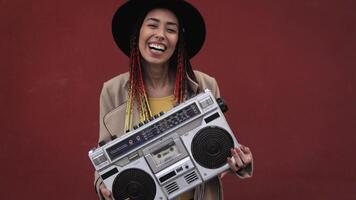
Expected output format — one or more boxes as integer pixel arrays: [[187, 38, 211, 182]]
[[149, 43, 165, 51]]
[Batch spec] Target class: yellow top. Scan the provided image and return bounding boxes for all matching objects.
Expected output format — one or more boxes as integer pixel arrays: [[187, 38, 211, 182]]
[[148, 95, 194, 200], [175, 191, 194, 200], [148, 95, 175, 115]]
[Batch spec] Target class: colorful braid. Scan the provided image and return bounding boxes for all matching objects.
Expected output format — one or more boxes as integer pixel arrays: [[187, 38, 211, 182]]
[[174, 35, 188, 104], [124, 36, 152, 131]]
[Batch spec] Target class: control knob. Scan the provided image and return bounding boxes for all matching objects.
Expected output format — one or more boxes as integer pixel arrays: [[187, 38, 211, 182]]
[[216, 98, 228, 113]]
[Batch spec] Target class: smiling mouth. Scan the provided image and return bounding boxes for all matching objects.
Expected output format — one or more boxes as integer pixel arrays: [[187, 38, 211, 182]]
[[148, 43, 166, 52]]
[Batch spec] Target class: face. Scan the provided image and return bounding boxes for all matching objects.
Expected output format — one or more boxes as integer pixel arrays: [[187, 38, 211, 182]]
[[138, 8, 179, 66]]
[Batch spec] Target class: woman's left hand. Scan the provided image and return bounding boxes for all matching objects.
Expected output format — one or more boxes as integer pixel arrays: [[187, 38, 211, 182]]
[[227, 145, 253, 176]]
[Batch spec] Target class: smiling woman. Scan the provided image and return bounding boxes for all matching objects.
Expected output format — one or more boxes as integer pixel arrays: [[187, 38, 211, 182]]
[[94, 0, 253, 200]]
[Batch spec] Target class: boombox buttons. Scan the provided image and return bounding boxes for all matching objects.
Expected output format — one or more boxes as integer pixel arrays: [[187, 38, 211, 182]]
[[199, 96, 214, 109], [89, 148, 109, 171]]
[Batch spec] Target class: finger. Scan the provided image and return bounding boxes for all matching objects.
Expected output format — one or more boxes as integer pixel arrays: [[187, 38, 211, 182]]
[[104, 195, 112, 200], [240, 145, 251, 154], [235, 147, 250, 165], [231, 148, 245, 168], [103, 193, 112, 200], [227, 157, 239, 172], [100, 185, 112, 199]]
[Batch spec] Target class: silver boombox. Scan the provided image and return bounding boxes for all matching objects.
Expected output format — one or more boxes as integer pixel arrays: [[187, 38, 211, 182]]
[[89, 89, 239, 200]]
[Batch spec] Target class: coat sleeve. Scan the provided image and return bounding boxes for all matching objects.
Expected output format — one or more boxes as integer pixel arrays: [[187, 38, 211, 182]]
[[99, 82, 116, 142], [93, 82, 115, 200], [193, 70, 221, 98], [211, 77, 221, 98], [236, 162, 253, 178]]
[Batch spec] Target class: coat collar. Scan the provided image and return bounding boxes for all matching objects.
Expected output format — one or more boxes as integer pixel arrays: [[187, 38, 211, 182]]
[[122, 72, 200, 95]]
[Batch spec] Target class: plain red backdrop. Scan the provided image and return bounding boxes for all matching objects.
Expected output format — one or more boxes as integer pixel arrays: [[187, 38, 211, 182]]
[[1, 0, 355, 199]]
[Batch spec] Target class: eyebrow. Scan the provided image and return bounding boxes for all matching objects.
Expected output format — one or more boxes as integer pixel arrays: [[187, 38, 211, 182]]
[[146, 18, 178, 27]]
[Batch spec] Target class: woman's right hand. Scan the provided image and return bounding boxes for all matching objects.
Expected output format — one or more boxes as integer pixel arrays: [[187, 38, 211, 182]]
[[99, 184, 112, 200]]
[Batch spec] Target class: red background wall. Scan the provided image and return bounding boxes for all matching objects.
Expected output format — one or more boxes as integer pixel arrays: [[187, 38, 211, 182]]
[[1, 0, 355, 199]]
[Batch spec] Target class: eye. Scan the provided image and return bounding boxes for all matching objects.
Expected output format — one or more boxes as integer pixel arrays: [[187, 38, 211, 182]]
[[167, 28, 178, 33], [167, 29, 176, 33], [147, 24, 158, 28]]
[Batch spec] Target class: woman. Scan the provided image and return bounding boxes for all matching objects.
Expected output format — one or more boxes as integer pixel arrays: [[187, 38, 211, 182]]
[[94, 0, 253, 199]]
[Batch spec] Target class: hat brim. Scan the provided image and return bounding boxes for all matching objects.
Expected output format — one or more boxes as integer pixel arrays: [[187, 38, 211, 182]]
[[112, 0, 206, 59]]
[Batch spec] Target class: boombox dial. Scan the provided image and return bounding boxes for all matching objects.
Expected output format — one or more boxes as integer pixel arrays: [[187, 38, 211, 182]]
[[216, 98, 228, 113]]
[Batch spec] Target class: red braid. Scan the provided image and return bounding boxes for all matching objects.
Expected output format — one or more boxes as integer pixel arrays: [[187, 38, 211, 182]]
[[174, 34, 189, 104]]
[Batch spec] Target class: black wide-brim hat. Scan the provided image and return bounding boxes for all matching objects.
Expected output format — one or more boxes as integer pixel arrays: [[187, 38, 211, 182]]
[[112, 0, 206, 59]]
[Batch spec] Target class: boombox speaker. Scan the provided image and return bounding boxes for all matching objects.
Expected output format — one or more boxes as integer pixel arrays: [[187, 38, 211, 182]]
[[89, 89, 240, 200]]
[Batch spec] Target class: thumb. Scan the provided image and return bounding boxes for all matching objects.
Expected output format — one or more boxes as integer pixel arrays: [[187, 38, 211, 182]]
[[100, 186, 111, 197]]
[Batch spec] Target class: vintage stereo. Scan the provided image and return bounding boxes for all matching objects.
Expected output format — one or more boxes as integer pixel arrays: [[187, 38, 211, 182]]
[[89, 89, 239, 200]]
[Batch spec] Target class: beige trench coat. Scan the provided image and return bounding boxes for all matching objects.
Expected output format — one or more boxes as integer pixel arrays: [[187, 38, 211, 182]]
[[94, 70, 251, 200]]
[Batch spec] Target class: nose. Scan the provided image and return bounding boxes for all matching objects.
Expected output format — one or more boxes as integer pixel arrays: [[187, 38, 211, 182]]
[[155, 35, 164, 41], [154, 27, 165, 41]]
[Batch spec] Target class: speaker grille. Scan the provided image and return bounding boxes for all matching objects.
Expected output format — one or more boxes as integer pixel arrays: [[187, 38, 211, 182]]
[[184, 171, 198, 184], [192, 127, 234, 169], [165, 181, 179, 194], [112, 169, 156, 200]]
